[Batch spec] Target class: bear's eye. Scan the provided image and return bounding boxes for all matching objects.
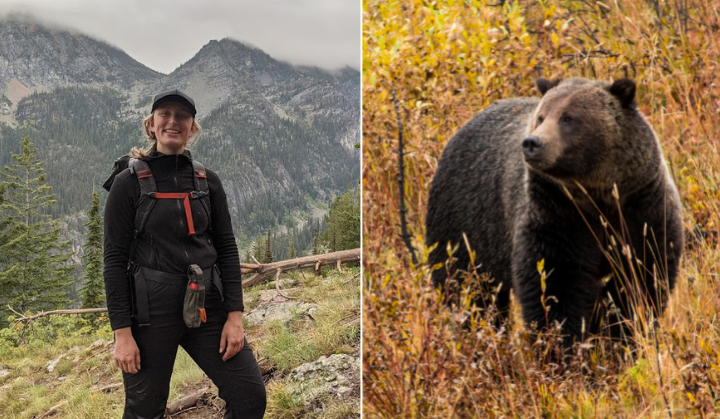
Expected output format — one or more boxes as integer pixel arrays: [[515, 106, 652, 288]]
[[561, 116, 573, 124], [537, 115, 544, 124]]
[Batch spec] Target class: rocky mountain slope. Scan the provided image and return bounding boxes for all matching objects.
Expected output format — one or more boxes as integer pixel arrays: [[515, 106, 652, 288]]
[[0, 15, 159, 109]]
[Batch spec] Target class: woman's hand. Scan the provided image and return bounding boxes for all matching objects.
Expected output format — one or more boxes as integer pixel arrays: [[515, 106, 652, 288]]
[[220, 311, 245, 361], [114, 327, 141, 374]]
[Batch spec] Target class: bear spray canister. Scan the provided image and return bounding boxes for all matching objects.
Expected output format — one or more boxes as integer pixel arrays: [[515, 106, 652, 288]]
[[183, 264, 207, 328]]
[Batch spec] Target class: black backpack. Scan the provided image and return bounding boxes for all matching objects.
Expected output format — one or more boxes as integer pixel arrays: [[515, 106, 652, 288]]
[[103, 154, 211, 239]]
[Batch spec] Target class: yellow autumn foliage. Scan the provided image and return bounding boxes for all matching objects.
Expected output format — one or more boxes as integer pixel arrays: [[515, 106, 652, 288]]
[[363, 0, 720, 417]]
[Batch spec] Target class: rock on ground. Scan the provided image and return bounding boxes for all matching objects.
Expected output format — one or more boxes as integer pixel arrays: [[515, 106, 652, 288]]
[[286, 354, 360, 404], [244, 301, 317, 327]]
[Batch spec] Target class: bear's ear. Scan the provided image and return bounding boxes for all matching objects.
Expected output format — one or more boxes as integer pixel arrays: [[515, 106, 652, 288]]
[[535, 77, 562, 96], [609, 78, 636, 108]]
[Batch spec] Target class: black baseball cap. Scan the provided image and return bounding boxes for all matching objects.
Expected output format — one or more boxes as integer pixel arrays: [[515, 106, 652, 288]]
[[151, 89, 196, 116]]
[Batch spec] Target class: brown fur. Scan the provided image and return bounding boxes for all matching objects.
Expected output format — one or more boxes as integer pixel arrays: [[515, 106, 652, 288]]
[[426, 77, 684, 346]]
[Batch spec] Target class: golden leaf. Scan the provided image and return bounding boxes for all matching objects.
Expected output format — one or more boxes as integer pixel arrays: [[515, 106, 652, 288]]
[[551, 32, 560, 48]]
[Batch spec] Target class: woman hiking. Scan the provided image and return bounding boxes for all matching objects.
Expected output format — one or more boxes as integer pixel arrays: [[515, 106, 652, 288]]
[[103, 89, 266, 419]]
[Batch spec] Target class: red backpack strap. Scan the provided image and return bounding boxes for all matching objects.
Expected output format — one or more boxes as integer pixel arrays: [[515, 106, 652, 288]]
[[153, 192, 196, 235]]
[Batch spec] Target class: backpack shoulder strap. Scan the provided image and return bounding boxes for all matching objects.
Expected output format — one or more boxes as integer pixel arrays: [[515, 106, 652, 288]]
[[191, 160, 212, 234], [127, 159, 158, 263], [127, 159, 156, 328], [129, 158, 157, 197], [191, 160, 209, 195]]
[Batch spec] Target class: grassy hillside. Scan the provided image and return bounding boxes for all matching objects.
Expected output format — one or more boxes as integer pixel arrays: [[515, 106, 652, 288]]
[[363, 0, 720, 417], [0, 268, 360, 418]]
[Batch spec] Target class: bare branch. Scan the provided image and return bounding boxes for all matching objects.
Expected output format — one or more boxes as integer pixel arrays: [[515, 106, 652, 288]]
[[99, 383, 123, 393], [39, 401, 68, 418], [241, 263, 262, 274], [343, 273, 361, 285], [392, 83, 418, 265], [13, 307, 108, 323], [6, 305, 23, 317], [275, 269, 297, 300]]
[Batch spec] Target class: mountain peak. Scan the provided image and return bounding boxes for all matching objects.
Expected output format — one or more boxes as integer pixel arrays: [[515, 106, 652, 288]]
[[0, 15, 161, 94]]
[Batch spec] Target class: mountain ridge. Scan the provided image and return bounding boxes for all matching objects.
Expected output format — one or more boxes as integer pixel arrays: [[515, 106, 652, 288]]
[[0, 16, 161, 91]]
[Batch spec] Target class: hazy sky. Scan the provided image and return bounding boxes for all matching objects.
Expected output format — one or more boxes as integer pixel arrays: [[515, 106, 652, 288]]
[[0, 0, 360, 74]]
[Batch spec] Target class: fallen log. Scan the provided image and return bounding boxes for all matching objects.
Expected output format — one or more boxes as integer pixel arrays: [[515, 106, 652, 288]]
[[12, 306, 107, 323], [241, 248, 360, 288], [165, 385, 214, 415]]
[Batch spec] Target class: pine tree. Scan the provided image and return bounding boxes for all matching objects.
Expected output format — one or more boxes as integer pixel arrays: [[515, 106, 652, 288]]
[[253, 233, 264, 263], [312, 228, 319, 255], [0, 137, 73, 317], [0, 184, 13, 262], [263, 229, 273, 263], [288, 243, 295, 259], [79, 189, 105, 308], [321, 186, 360, 251]]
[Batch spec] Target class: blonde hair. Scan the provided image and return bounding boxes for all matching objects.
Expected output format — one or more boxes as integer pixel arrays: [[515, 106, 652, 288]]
[[129, 113, 203, 158]]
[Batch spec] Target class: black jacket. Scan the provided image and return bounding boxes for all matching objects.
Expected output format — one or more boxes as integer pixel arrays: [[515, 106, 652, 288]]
[[103, 150, 244, 330]]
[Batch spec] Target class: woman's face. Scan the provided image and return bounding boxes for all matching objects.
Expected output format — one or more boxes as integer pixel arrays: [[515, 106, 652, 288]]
[[149, 102, 198, 154]]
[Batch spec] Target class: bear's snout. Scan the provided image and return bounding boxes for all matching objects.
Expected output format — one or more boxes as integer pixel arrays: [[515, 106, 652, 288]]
[[522, 136, 543, 158]]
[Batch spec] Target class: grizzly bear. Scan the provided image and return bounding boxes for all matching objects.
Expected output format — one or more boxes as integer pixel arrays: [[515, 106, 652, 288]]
[[425, 77, 683, 344]]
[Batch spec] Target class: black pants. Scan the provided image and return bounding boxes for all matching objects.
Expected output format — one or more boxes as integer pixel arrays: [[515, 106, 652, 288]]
[[122, 277, 266, 419]]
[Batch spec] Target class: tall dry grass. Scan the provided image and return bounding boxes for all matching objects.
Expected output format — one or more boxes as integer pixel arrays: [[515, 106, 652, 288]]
[[362, 0, 720, 417]]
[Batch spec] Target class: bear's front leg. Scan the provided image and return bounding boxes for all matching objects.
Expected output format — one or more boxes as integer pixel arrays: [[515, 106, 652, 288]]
[[606, 194, 684, 327], [512, 216, 607, 346]]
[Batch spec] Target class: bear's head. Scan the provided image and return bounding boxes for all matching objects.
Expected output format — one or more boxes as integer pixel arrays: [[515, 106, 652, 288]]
[[522, 77, 639, 188]]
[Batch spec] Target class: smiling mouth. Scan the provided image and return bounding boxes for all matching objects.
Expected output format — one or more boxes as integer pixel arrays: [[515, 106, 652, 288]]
[[164, 129, 181, 135]]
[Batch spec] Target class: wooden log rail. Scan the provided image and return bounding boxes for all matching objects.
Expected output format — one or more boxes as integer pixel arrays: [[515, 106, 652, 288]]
[[240, 248, 360, 288]]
